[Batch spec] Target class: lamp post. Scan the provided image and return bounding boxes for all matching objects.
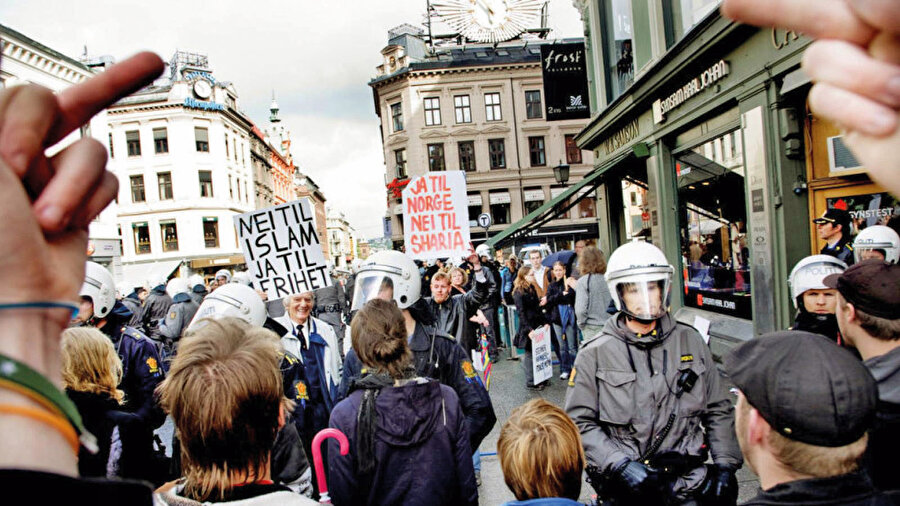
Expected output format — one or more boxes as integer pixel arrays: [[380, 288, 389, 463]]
[[553, 162, 570, 185]]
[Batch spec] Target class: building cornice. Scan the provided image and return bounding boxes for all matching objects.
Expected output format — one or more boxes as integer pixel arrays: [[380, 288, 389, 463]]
[[0, 23, 94, 83], [370, 61, 540, 89]]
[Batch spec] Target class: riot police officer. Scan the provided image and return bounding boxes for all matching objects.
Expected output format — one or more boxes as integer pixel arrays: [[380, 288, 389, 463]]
[[73, 261, 167, 483], [341, 250, 496, 452], [158, 277, 199, 365], [565, 242, 742, 505], [788, 255, 848, 345], [853, 224, 900, 264]]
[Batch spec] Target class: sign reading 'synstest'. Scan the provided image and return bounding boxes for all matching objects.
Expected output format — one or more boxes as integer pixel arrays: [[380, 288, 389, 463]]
[[403, 171, 471, 260], [234, 199, 331, 300]]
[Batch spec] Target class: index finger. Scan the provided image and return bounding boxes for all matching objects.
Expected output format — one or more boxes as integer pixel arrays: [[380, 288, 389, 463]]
[[48, 52, 164, 146], [721, 0, 876, 46]]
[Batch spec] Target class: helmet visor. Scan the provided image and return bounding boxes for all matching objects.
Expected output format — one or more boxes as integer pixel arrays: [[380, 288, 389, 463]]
[[616, 279, 669, 320], [351, 273, 397, 311], [854, 245, 890, 264]]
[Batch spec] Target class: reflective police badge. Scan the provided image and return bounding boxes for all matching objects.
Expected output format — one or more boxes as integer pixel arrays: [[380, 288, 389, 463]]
[[146, 357, 159, 375], [462, 360, 476, 380]]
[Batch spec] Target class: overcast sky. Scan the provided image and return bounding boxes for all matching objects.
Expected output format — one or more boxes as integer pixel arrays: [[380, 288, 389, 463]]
[[1, 0, 584, 238]]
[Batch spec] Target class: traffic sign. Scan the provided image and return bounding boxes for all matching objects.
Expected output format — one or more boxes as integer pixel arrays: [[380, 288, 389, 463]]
[[477, 213, 492, 229]]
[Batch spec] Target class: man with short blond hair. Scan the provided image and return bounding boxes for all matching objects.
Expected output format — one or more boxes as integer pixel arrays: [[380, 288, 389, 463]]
[[157, 317, 315, 504]]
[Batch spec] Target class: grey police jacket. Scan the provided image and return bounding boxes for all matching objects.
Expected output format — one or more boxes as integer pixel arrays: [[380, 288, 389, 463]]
[[565, 313, 742, 494]]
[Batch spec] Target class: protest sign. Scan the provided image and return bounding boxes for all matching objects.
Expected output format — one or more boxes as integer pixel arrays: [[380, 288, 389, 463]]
[[234, 199, 331, 301], [532, 325, 553, 385], [402, 171, 470, 260]]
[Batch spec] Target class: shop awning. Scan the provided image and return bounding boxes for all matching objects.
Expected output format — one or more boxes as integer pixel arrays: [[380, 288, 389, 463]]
[[120, 259, 183, 291], [486, 168, 605, 250]]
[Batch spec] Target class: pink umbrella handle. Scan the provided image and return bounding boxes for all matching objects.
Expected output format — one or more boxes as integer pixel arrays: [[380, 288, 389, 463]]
[[312, 428, 350, 504]]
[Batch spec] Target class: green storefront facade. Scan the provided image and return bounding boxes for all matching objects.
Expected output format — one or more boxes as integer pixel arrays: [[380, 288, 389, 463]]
[[576, 12, 816, 355]]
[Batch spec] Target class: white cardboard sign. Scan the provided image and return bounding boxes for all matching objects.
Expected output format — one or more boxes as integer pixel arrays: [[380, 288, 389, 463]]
[[234, 199, 331, 301], [532, 325, 553, 385], [402, 171, 471, 260]]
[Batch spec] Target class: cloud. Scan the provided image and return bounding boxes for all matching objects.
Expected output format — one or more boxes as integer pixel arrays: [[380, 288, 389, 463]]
[[0, 0, 584, 238]]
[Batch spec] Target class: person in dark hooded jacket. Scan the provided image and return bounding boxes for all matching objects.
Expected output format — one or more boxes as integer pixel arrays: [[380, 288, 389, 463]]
[[141, 282, 172, 342], [327, 299, 477, 506]]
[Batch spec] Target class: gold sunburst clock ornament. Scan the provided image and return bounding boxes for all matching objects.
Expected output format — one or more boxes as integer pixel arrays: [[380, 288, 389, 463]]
[[431, 0, 545, 44]]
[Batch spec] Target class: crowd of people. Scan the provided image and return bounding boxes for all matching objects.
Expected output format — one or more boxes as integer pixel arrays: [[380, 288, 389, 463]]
[[2, 0, 900, 504]]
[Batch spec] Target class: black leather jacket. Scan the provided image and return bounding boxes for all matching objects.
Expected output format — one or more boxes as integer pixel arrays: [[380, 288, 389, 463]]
[[423, 276, 490, 352]]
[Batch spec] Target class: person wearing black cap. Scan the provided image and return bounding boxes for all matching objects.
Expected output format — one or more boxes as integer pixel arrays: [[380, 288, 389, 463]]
[[824, 260, 900, 492], [813, 208, 855, 265], [724, 331, 899, 505]]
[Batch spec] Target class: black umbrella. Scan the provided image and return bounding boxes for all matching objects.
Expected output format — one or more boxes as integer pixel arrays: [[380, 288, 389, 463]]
[[542, 249, 577, 270]]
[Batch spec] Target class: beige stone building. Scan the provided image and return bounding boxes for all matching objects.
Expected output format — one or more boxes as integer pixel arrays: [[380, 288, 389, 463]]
[[370, 26, 598, 253]]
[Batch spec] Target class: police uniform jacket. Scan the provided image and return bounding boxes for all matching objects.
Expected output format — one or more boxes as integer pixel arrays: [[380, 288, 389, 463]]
[[102, 301, 166, 429], [273, 314, 342, 409], [424, 276, 490, 352], [158, 293, 199, 343], [339, 322, 497, 452], [864, 346, 900, 492], [821, 236, 855, 265], [564, 313, 742, 498]]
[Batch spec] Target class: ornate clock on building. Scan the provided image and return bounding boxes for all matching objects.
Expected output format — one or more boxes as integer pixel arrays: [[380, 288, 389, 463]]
[[431, 0, 545, 43], [192, 79, 212, 100]]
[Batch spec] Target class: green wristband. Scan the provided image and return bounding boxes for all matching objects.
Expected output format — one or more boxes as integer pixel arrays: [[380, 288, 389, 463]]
[[0, 353, 97, 453]]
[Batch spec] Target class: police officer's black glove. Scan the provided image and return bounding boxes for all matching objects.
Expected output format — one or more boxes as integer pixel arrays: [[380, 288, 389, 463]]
[[699, 464, 738, 506], [613, 459, 659, 495]]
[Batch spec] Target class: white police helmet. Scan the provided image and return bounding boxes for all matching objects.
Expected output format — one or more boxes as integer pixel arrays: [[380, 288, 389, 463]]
[[81, 262, 116, 319], [788, 255, 848, 307], [853, 225, 900, 264], [605, 241, 674, 320], [215, 269, 232, 283], [188, 283, 266, 329], [188, 274, 205, 288], [351, 250, 421, 310], [475, 244, 492, 258], [231, 271, 254, 287], [166, 277, 190, 297]]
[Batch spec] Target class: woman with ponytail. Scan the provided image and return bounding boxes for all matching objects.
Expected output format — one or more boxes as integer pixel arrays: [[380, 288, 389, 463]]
[[326, 298, 477, 506]]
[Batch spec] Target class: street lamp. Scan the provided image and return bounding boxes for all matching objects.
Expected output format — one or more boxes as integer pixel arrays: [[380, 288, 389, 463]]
[[553, 162, 570, 185]]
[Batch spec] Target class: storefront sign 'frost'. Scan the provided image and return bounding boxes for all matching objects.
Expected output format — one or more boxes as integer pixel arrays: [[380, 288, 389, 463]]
[[235, 199, 331, 300], [403, 171, 471, 259]]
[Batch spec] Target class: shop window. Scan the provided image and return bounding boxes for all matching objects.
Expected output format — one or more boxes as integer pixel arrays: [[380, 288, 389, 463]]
[[489, 138, 506, 169], [524, 187, 545, 214], [153, 127, 168, 154], [529, 136, 546, 167], [489, 191, 511, 225], [458, 141, 476, 172], [424, 97, 441, 126], [126, 130, 141, 157], [195, 127, 209, 152], [663, 0, 720, 48], [676, 129, 752, 319], [203, 219, 219, 248], [484, 92, 502, 121], [454, 95, 472, 123], [565, 134, 583, 164], [394, 148, 407, 178], [427, 143, 445, 171], [622, 180, 650, 240], [157, 172, 173, 200], [391, 102, 403, 132], [525, 90, 542, 119], [130, 175, 145, 203], [161, 221, 178, 252], [199, 170, 214, 197], [132, 223, 150, 254]]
